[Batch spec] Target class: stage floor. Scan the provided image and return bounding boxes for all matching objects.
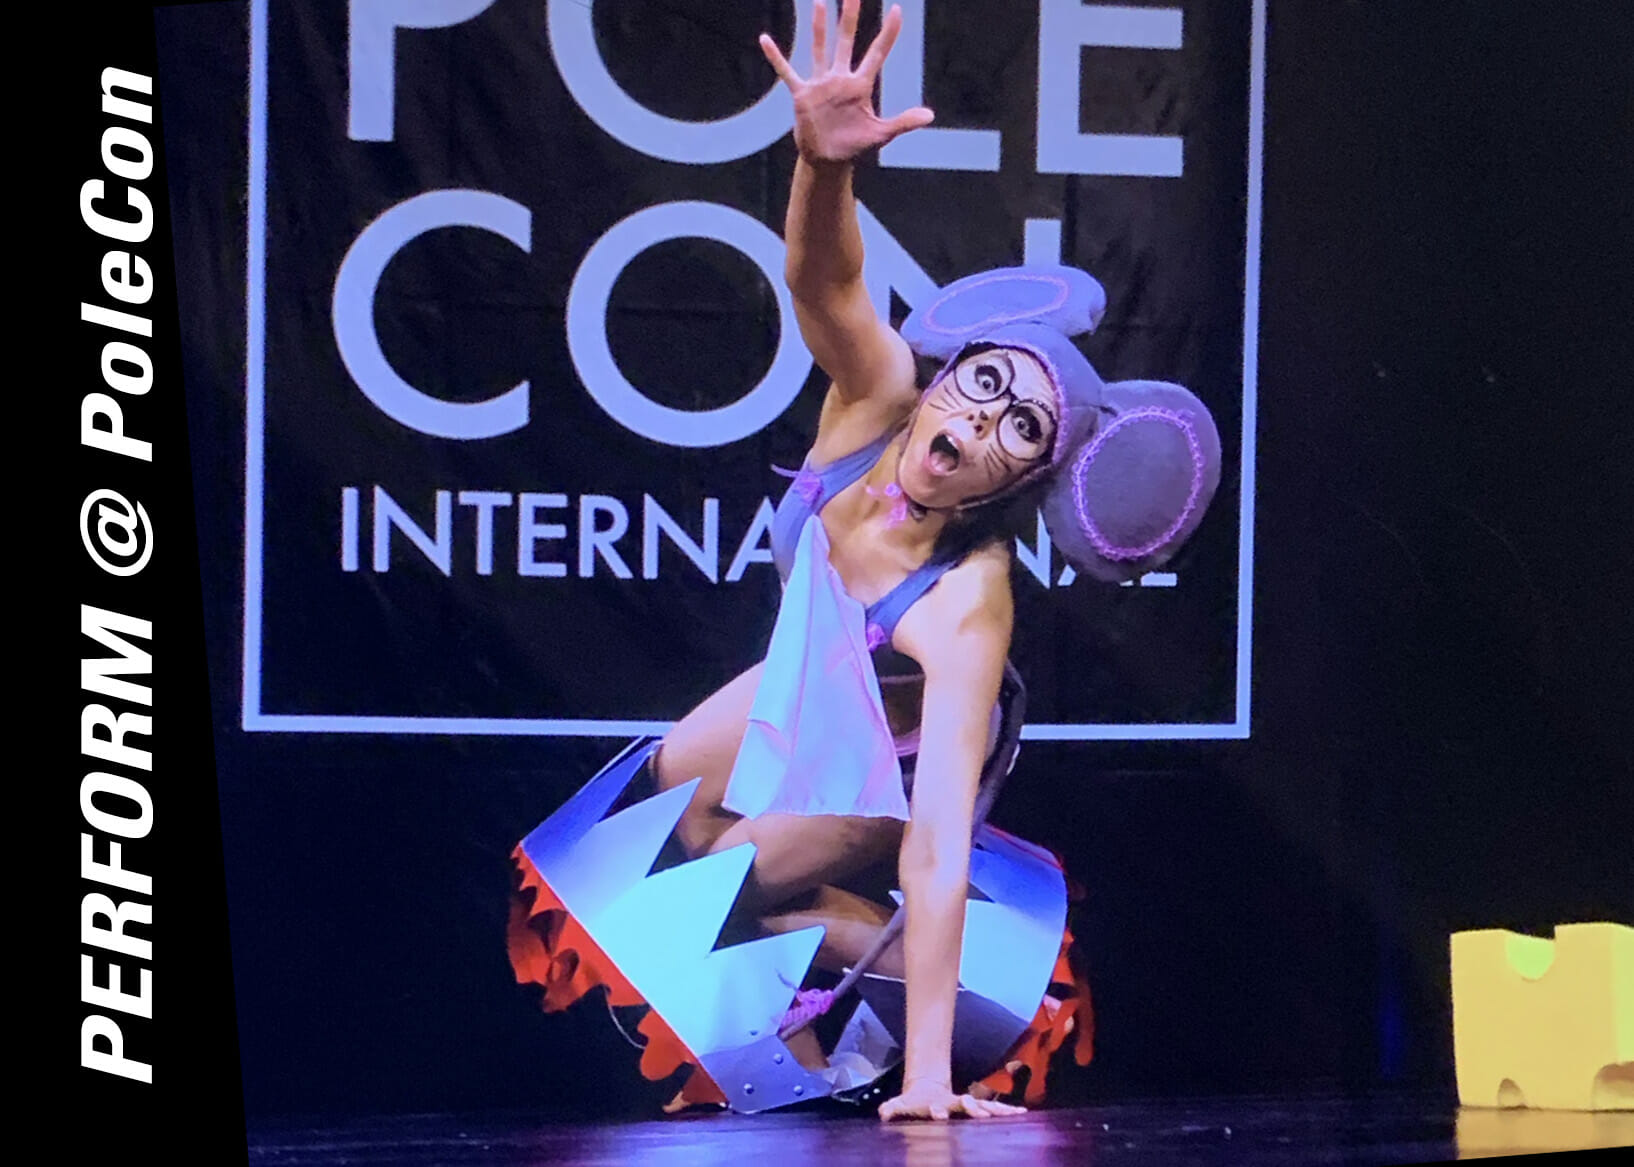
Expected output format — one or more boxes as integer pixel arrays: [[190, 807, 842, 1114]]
[[246, 1094, 1634, 1165]]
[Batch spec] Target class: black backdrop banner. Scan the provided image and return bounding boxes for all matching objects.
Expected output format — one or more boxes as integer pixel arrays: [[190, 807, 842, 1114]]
[[165, 0, 1258, 738]]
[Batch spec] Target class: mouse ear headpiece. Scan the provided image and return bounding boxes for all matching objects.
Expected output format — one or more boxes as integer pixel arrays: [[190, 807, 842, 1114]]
[[902, 266, 1222, 582], [1040, 380, 1222, 583], [901, 265, 1107, 359]]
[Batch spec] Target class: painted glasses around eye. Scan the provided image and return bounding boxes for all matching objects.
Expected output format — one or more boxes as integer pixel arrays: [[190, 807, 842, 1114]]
[[948, 352, 1058, 462]]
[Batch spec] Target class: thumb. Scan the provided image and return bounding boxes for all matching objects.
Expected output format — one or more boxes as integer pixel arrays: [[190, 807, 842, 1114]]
[[881, 106, 935, 139]]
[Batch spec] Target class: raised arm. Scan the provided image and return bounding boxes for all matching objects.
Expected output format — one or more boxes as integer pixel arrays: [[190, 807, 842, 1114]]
[[878, 551, 1027, 1121], [760, 1, 932, 406]]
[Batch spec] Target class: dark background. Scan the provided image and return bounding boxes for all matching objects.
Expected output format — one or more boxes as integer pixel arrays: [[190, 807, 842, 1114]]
[[50, 0, 1632, 1146]]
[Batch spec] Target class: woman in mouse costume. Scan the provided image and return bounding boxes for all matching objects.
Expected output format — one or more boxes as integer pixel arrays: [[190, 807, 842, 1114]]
[[509, 0, 1221, 1121]]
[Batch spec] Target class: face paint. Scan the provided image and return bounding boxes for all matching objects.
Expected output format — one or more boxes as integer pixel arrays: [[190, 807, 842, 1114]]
[[946, 348, 1059, 463], [898, 346, 1059, 510]]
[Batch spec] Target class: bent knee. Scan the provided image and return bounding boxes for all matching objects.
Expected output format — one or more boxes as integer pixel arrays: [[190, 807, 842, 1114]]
[[654, 739, 735, 858], [650, 737, 685, 792], [676, 807, 734, 860]]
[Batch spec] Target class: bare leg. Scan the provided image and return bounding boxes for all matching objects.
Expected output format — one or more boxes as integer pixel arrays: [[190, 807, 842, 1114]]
[[652, 661, 764, 858], [782, 1024, 829, 1071], [759, 885, 903, 977], [655, 663, 908, 1075], [656, 662, 906, 912], [708, 811, 903, 915]]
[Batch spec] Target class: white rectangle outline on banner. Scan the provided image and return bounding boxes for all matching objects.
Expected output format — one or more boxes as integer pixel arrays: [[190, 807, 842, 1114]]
[[241, 0, 1264, 741]]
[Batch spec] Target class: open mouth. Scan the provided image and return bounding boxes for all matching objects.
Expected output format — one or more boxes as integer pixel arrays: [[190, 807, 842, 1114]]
[[928, 431, 962, 476]]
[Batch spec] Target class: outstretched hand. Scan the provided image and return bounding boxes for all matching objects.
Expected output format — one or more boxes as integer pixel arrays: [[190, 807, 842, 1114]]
[[877, 1078, 1028, 1122], [760, 0, 934, 164]]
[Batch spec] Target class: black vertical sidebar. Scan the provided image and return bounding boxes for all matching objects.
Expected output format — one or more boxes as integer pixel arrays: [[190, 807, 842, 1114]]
[[48, 0, 247, 1156]]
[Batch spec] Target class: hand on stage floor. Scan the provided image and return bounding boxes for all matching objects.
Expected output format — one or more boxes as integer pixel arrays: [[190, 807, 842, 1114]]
[[760, 0, 933, 164], [878, 1078, 1028, 1122]]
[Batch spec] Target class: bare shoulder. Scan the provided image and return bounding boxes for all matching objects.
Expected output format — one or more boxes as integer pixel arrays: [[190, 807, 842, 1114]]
[[930, 540, 1014, 616], [892, 541, 1014, 675]]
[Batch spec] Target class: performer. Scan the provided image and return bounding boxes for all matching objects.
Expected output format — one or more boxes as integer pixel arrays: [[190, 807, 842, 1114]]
[[511, 0, 1221, 1123]]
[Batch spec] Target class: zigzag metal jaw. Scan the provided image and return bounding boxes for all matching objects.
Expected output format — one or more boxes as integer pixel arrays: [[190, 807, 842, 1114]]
[[519, 739, 834, 1111], [519, 740, 1069, 1111]]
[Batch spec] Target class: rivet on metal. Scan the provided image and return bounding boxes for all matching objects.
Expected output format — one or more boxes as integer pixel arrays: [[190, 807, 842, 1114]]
[[793, 1085, 804, 1096], [743, 1084, 755, 1095], [773, 1053, 785, 1065]]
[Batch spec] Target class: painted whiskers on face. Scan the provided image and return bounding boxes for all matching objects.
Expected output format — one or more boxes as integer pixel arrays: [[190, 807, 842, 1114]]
[[950, 349, 1059, 462], [918, 392, 1012, 485], [908, 348, 1059, 508]]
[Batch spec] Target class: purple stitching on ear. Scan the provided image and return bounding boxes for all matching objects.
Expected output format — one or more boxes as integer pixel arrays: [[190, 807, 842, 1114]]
[[920, 273, 1072, 334], [1071, 408, 1207, 561]]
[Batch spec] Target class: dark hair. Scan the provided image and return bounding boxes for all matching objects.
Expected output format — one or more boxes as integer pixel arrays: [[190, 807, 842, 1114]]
[[930, 457, 1054, 564], [912, 351, 949, 391]]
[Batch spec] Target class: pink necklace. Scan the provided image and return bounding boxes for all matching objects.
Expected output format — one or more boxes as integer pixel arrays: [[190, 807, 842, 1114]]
[[864, 445, 933, 528], [864, 478, 914, 527]]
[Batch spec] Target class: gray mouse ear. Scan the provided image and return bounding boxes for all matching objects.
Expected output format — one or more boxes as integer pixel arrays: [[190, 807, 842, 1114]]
[[1041, 381, 1222, 583], [901, 265, 1107, 360]]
